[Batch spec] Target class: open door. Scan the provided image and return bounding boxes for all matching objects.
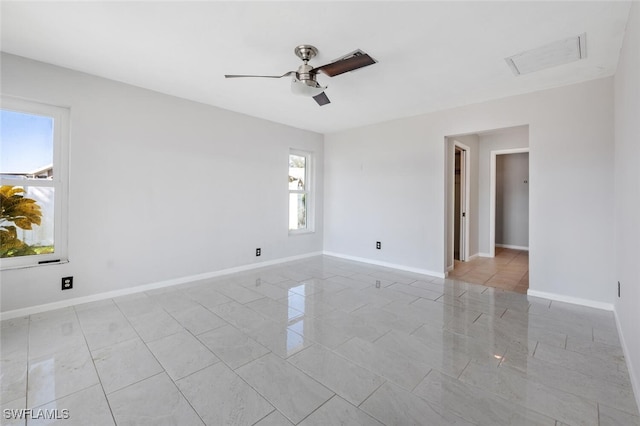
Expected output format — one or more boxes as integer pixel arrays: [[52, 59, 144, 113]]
[[454, 144, 469, 262]]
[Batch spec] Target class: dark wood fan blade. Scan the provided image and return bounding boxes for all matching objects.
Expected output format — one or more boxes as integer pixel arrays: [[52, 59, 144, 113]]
[[313, 51, 377, 77], [313, 92, 331, 106], [225, 71, 293, 79]]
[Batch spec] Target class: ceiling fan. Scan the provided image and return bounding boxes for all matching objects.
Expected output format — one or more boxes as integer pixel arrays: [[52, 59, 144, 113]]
[[225, 45, 377, 106]]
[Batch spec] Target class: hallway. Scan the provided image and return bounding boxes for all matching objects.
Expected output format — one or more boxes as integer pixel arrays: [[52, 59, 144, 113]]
[[449, 248, 529, 294]]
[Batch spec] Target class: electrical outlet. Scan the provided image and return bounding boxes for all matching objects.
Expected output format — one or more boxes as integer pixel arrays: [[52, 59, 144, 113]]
[[375, 280, 381, 288], [61, 276, 73, 290], [376, 241, 381, 250], [256, 248, 261, 257], [618, 281, 621, 298]]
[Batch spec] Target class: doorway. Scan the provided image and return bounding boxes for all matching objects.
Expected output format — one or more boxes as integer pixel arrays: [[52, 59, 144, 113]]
[[450, 147, 530, 293], [447, 139, 471, 269], [490, 149, 529, 256], [453, 145, 468, 261], [445, 126, 530, 293]]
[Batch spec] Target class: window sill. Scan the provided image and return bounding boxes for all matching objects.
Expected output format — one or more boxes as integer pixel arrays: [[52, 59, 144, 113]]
[[1, 258, 69, 271], [288, 229, 315, 236]]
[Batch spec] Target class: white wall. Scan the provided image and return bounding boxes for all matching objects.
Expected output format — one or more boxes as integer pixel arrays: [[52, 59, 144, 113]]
[[0, 54, 324, 313], [323, 120, 446, 275], [324, 78, 614, 304], [478, 126, 529, 255], [495, 152, 529, 249], [614, 1, 640, 411]]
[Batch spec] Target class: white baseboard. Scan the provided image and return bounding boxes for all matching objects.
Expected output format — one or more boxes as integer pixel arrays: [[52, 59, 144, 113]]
[[323, 251, 445, 279], [613, 306, 640, 417], [496, 244, 529, 251], [526, 289, 614, 311], [0, 251, 323, 321], [477, 252, 493, 258], [466, 253, 479, 261]]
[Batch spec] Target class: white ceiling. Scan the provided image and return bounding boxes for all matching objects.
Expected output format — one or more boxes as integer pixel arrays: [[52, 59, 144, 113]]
[[0, 1, 632, 134]]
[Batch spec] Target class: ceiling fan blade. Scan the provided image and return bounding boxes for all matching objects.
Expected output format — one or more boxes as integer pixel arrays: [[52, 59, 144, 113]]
[[312, 50, 377, 77], [313, 92, 331, 106], [224, 71, 293, 79]]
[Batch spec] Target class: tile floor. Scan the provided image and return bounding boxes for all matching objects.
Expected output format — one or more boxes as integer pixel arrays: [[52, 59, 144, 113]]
[[1, 255, 638, 425], [449, 248, 529, 294]]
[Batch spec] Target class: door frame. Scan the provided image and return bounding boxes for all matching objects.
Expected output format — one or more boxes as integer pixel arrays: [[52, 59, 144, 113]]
[[489, 148, 529, 257], [453, 141, 470, 263]]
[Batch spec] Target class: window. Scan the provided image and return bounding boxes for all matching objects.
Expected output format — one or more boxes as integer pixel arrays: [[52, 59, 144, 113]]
[[288, 150, 313, 233], [1, 97, 69, 269]]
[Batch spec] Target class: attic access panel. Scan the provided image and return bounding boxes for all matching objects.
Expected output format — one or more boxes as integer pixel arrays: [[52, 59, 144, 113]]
[[505, 33, 586, 75]]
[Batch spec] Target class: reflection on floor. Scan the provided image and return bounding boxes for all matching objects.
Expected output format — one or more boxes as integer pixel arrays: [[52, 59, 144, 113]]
[[1, 255, 638, 425], [450, 248, 529, 294]]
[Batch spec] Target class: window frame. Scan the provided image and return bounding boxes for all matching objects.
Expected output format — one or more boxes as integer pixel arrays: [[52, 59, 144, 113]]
[[1, 96, 70, 269], [288, 149, 314, 235]]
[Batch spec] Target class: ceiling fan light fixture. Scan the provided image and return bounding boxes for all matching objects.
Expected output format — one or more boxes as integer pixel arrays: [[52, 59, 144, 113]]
[[291, 76, 326, 97]]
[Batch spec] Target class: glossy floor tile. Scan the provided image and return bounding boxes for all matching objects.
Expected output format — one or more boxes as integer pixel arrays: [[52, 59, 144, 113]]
[[109, 372, 203, 425], [177, 363, 273, 426], [30, 384, 114, 426], [236, 353, 333, 424], [288, 344, 385, 406], [0, 255, 638, 425]]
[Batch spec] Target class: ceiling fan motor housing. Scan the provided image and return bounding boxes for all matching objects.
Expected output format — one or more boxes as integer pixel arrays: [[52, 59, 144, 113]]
[[291, 62, 325, 97], [296, 63, 318, 87]]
